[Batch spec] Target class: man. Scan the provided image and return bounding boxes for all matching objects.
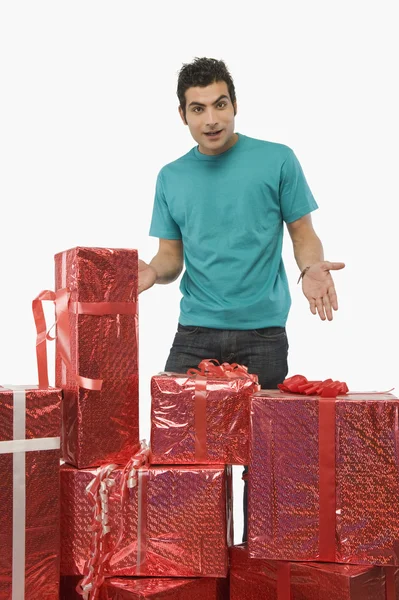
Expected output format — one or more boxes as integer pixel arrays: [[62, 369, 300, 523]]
[[139, 57, 345, 541]]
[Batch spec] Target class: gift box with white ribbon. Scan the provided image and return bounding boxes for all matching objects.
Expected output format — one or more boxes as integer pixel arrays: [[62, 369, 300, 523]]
[[0, 384, 61, 599]]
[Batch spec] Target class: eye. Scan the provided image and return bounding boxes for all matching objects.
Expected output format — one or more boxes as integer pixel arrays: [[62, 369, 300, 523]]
[[193, 107, 203, 113], [218, 102, 227, 108]]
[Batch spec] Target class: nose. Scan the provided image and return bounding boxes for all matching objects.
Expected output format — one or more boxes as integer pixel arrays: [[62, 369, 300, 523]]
[[205, 108, 218, 127]]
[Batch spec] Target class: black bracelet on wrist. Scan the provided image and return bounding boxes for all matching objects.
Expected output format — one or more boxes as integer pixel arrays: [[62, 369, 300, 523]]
[[297, 265, 311, 284]]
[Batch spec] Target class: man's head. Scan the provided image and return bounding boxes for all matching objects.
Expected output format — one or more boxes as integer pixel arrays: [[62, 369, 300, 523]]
[[177, 57, 238, 155]]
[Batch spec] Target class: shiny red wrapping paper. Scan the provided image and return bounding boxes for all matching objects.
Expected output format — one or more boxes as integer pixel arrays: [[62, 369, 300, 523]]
[[55, 247, 139, 468], [60, 576, 228, 600], [248, 390, 399, 565], [61, 463, 232, 578], [99, 577, 229, 599], [60, 576, 82, 599], [230, 544, 398, 599], [0, 386, 61, 599], [151, 370, 259, 465]]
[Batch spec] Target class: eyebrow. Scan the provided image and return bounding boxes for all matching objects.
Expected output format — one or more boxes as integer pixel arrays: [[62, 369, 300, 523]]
[[187, 94, 230, 108]]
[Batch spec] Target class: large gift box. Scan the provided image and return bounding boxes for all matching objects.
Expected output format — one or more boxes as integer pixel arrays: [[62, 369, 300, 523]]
[[230, 544, 398, 599], [248, 388, 399, 565], [61, 459, 232, 582], [99, 577, 229, 599], [0, 385, 61, 599], [54, 246, 139, 468], [151, 361, 259, 465]]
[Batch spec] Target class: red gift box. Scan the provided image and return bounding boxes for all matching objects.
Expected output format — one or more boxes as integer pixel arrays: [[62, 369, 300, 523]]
[[248, 389, 399, 565], [61, 460, 232, 583], [230, 544, 397, 599], [151, 361, 259, 465], [0, 385, 61, 599], [99, 577, 229, 600], [54, 246, 139, 468]]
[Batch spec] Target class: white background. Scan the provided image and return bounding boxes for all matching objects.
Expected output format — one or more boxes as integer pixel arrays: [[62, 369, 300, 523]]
[[0, 1, 397, 544]]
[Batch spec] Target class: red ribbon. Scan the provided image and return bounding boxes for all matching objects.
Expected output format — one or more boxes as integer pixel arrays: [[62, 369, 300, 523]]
[[385, 567, 396, 600], [135, 468, 149, 574], [277, 562, 291, 600], [33, 289, 137, 391], [318, 397, 336, 561], [187, 359, 260, 461], [188, 358, 260, 384], [194, 377, 208, 462], [278, 374, 349, 397]]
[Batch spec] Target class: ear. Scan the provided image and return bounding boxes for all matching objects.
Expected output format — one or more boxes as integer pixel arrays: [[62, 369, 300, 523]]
[[178, 106, 187, 125], [233, 101, 238, 116]]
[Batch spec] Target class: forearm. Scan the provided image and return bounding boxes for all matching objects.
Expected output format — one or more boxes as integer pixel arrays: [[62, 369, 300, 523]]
[[150, 252, 183, 284], [292, 232, 324, 272]]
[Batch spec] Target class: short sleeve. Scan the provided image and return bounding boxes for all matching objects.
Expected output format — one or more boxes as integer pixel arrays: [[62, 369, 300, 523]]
[[149, 171, 182, 240], [279, 149, 319, 223]]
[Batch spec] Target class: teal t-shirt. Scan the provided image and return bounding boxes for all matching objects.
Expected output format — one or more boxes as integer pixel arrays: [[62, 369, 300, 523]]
[[149, 133, 318, 329]]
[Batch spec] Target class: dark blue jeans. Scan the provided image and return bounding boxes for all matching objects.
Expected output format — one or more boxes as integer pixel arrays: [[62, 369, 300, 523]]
[[164, 323, 289, 542]]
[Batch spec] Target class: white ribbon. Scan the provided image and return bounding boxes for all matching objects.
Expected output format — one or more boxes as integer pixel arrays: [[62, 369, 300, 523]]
[[1, 384, 61, 600]]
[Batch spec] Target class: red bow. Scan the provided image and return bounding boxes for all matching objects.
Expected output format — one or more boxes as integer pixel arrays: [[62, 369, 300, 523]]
[[188, 359, 259, 387], [278, 374, 349, 398]]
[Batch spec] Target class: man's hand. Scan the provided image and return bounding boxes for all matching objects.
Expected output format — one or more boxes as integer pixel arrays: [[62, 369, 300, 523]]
[[138, 259, 157, 294], [301, 261, 345, 321]]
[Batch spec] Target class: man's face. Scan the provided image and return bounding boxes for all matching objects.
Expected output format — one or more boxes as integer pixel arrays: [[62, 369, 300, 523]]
[[179, 80, 237, 155]]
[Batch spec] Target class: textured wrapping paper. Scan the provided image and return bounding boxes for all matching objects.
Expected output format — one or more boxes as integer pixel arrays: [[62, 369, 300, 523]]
[[61, 576, 229, 600], [151, 366, 259, 465], [99, 577, 229, 599], [230, 544, 399, 599], [54, 247, 139, 468], [60, 576, 83, 599], [61, 463, 232, 579], [248, 389, 399, 565], [0, 385, 61, 600]]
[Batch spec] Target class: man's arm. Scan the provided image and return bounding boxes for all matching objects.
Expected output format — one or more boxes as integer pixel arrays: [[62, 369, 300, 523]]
[[138, 238, 183, 294], [286, 214, 324, 270], [287, 214, 345, 321]]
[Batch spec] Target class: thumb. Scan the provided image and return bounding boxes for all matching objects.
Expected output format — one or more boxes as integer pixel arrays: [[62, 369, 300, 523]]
[[325, 261, 345, 271]]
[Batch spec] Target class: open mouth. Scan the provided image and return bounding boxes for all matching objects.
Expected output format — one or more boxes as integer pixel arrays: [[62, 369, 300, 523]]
[[204, 130, 223, 137]]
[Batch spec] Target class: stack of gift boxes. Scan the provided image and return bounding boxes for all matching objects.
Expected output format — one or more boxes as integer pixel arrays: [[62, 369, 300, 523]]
[[1, 246, 399, 599]]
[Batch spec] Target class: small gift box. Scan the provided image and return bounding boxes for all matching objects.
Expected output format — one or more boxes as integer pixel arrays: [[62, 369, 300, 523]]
[[151, 360, 260, 465]]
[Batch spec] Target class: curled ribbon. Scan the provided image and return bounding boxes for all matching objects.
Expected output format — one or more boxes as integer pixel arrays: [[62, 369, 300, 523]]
[[188, 358, 260, 385], [32, 289, 138, 391], [76, 463, 118, 600], [187, 359, 260, 462], [76, 441, 150, 600]]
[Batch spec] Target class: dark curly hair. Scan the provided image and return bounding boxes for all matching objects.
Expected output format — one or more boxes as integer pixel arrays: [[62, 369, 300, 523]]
[[177, 57, 236, 121]]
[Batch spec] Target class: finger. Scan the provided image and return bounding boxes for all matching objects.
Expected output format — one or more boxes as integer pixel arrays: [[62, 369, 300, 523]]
[[325, 261, 345, 271], [316, 297, 326, 320], [309, 300, 317, 315], [328, 286, 338, 310], [323, 295, 333, 321]]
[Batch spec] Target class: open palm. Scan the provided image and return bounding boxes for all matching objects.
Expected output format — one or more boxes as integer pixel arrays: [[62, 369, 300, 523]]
[[302, 261, 345, 321]]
